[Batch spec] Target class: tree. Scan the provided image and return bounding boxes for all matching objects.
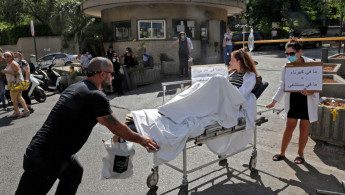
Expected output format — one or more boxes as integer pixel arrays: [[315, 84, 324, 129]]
[[243, 0, 327, 37]]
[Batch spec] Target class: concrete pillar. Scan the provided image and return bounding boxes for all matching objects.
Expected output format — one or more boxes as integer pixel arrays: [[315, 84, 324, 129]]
[[321, 48, 328, 63]]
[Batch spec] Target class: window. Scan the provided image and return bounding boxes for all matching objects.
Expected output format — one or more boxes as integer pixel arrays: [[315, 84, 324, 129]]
[[55, 54, 66, 59], [43, 55, 53, 61], [172, 19, 195, 39], [138, 20, 166, 40], [113, 21, 132, 41]]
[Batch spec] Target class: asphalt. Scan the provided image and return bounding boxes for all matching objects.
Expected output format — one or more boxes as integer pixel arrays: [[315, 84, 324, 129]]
[[0, 45, 344, 195]]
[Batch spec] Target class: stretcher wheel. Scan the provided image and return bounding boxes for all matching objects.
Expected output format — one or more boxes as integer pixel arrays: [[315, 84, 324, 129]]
[[178, 184, 188, 195], [147, 169, 159, 188], [249, 151, 257, 172]]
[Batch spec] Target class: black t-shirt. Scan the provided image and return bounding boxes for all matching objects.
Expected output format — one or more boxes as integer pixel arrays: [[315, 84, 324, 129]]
[[26, 80, 112, 160]]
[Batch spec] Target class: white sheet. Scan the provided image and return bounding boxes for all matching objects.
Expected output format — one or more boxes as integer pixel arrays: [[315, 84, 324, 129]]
[[132, 75, 255, 165]]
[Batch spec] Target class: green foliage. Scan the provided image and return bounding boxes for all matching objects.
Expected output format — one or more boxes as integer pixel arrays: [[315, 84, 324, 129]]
[[159, 53, 174, 62], [241, 0, 329, 38], [0, 23, 54, 45], [128, 64, 145, 74], [327, 0, 345, 21], [69, 70, 84, 80]]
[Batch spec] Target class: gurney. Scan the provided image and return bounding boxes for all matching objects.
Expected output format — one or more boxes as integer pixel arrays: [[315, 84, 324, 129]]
[[127, 78, 269, 195]]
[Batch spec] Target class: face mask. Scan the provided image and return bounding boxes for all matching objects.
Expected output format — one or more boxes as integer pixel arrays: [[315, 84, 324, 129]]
[[14, 58, 19, 62], [181, 35, 185, 39], [287, 55, 297, 62], [112, 59, 116, 62], [126, 50, 128, 53], [0, 52, 2, 55]]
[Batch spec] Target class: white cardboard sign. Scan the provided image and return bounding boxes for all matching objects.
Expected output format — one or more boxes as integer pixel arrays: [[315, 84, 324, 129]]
[[191, 64, 228, 85], [284, 63, 323, 92]]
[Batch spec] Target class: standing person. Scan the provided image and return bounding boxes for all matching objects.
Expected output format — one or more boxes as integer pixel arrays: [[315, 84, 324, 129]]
[[223, 27, 233, 64], [0, 48, 7, 110], [1, 51, 30, 118], [111, 53, 123, 95], [15, 57, 159, 195], [80, 49, 90, 72], [123, 47, 136, 69], [266, 37, 319, 164], [172, 31, 191, 77], [271, 28, 278, 39], [106, 46, 114, 60], [14, 51, 34, 113]]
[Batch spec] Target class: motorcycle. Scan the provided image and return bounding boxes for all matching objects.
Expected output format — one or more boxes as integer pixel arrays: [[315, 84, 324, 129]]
[[36, 57, 62, 92], [32, 64, 49, 91], [28, 75, 46, 103]]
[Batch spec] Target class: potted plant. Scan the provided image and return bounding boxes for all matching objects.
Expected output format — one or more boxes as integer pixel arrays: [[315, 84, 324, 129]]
[[68, 70, 86, 86], [127, 40, 161, 88]]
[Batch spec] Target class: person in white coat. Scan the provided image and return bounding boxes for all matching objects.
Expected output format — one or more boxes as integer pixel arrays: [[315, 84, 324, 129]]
[[217, 48, 258, 166], [266, 38, 319, 164]]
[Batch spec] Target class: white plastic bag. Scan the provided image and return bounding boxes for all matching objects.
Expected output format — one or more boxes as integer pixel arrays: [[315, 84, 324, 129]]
[[101, 138, 135, 179]]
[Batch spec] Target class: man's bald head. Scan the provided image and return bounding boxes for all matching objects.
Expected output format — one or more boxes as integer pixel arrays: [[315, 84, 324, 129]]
[[88, 57, 112, 72]]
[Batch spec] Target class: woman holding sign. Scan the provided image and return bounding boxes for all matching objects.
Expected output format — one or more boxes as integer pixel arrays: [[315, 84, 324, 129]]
[[266, 38, 319, 164]]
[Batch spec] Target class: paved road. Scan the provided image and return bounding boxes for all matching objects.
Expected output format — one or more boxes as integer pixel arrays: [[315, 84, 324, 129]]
[[1, 45, 344, 195]]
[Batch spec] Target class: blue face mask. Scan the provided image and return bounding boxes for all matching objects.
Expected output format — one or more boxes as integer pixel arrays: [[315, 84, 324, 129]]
[[14, 58, 19, 62], [112, 59, 116, 62], [287, 55, 297, 62], [181, 35, 185, 39]]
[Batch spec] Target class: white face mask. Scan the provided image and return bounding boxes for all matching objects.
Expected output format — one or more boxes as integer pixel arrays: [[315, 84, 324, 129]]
[[14, 58, 19, 62]]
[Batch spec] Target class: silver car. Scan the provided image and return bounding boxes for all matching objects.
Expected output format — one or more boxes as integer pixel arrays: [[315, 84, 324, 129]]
[[38, 53, 78, 67]]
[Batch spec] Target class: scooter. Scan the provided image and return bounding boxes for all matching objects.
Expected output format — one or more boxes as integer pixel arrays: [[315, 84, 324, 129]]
[[37, 57, 62, 92], [32, 64, 49, 91], [28, 75, 46, 103]]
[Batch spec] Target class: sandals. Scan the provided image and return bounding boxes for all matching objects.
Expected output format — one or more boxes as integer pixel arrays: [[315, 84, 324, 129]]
[[272, 154, 285, 161], [21, 111, 30, 117], [294, 156, 305, 164], [9, 113, 21, 118]]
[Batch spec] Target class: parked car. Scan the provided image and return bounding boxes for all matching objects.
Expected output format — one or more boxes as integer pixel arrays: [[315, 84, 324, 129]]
[[38, 53, 78, 67], [278, 28, 322, 49], [232, 31, 264, 51]]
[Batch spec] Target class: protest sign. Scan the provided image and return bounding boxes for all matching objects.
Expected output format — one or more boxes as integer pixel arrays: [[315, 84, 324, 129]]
[[284, 62, 323, 92], [191, 64, 228, 85]]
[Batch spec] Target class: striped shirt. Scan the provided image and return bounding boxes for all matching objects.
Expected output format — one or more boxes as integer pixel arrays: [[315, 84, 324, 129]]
[[229, 71, 245, 88]]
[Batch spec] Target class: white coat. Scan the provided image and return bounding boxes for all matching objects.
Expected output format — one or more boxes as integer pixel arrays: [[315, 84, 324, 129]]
[[272, 57, 319, 123], [238, 71, 257, 132]]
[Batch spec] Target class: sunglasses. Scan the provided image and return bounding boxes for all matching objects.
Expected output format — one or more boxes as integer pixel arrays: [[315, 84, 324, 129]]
[[4, 55, 12, 58], [86, 71, 114, 77], [284, 52, 296, 56]]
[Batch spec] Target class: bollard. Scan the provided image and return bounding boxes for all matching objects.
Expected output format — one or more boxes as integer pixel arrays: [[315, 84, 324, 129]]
[[69, 65, 74, 72], [321, 48, 329, 63]]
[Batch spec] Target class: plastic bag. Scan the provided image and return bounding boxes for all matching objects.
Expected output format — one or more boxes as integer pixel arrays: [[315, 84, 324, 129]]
[[188, 57, 193, 68], [101, 137, 135, 179]]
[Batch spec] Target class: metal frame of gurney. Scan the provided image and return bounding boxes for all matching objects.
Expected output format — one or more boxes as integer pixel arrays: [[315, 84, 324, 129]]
[[144, 79, 269, 194]]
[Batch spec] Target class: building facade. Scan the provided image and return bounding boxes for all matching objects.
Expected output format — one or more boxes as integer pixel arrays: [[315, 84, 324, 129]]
[[81, 0, 246, 65]]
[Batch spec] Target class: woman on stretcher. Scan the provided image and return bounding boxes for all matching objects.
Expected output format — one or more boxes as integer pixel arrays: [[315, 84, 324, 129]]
[[131, 49, 259, 165]]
